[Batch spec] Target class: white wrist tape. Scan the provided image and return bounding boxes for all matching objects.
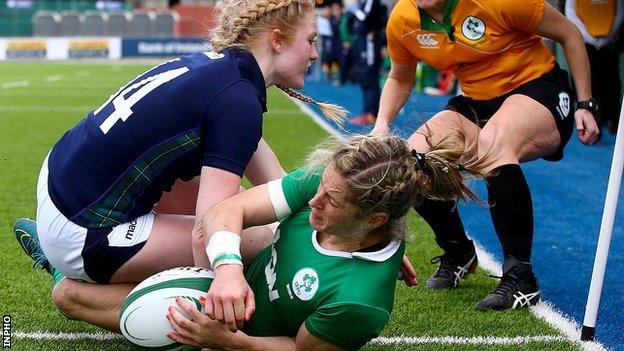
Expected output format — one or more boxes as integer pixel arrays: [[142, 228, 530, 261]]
[[206, 231, 243, 269]]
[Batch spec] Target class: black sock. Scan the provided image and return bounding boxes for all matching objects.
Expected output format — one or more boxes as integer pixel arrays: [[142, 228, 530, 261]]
[[487, 164, 533, 262], [414, 198, 473, 257]]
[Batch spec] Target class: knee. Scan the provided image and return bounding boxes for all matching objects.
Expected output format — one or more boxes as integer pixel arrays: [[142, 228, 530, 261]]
[[477, 127, 498, 154], [51, 279, 80, 319]]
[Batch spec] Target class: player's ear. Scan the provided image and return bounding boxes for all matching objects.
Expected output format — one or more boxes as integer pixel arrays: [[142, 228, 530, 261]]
[[270, 28, 283, 52]]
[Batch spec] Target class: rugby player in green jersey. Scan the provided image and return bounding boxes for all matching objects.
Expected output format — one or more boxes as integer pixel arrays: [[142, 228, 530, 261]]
[[170, 133, 487, 350]]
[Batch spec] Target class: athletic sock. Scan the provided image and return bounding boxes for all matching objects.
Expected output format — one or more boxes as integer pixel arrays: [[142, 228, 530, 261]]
[[414, 198, 473, 256], [51, 266, 65, 287], [486, 164, 533, 262]]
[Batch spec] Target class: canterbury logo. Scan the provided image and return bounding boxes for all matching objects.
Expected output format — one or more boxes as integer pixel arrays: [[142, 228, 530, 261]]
[[416, 33, 439, 47]]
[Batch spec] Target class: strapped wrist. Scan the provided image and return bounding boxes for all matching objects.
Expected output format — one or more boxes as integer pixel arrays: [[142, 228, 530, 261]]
[[206, 231, 243, 269]]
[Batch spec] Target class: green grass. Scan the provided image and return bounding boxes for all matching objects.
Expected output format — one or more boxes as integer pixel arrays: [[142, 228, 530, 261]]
[[0, 61, 582, 351]]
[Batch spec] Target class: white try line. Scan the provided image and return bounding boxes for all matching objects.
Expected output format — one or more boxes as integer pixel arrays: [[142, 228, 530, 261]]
[[12, 331, 571, 346], [284, 90, 608, 351]]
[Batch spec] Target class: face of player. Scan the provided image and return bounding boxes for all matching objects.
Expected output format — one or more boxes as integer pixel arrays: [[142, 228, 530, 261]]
[[273, 8, 318, 89], [308, 164, 363, 238]]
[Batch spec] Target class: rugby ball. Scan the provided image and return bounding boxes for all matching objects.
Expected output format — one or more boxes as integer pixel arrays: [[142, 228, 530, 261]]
[[119, 267, 214, 350]]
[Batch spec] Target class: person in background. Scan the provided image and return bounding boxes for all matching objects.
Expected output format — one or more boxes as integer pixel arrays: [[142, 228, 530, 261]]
[[373, 0, 599, 311], [565, 0, 624, 136], [348, 0, 388, 125]]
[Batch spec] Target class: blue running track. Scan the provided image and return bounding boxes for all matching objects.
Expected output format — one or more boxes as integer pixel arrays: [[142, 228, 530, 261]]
[[301, 79, 624, 350]]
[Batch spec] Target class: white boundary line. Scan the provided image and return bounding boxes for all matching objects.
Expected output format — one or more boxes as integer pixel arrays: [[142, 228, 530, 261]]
[[14, 332, 122, 341], [285, 91, 609, 351]]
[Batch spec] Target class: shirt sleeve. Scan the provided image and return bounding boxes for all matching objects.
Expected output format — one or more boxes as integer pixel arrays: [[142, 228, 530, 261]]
[[267, 167, 321, 220], [386, 4, 417, 65], [305, 302, 390, 350], [201, 80, 263, 177], [499, 0, 545, 33]]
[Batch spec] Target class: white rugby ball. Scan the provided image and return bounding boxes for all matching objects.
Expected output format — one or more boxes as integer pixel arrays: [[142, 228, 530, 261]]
[[119, 267, 214, 350]]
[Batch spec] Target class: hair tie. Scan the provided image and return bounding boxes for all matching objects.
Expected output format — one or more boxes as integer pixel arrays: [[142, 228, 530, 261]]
[[411, 150, 427, 170]]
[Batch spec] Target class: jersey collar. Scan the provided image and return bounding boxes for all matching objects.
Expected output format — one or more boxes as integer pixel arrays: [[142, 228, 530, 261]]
[[230, 49, 268, 112], [311, 230, 402, 262], [417, 0, 458, 41]]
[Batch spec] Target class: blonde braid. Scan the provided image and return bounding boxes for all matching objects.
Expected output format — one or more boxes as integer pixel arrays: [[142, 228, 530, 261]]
[[211, 0, 297, 53], [277, 84, 347, 124]]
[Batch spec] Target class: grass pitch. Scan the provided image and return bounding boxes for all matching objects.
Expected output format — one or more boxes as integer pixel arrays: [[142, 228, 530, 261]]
[[0, 61, 582, 350]]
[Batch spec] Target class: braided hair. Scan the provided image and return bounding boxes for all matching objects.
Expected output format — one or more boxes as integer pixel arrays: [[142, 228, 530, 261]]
[[305, 132, 487, 240], [209, 0, 346, 123]]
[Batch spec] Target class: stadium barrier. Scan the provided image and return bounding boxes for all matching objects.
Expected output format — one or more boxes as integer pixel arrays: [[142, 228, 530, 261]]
[[0, 36, 206, 59]]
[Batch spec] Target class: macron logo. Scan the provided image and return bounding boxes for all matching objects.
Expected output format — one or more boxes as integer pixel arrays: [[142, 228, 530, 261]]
[[416, 33, 439, 48]]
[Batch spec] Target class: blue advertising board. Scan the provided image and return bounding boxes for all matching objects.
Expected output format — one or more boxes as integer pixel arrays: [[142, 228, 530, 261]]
[[122, 38, 207, 57]]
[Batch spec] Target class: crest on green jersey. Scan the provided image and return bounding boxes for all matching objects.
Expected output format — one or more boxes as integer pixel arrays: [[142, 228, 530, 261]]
[[292, 268, 319, 301]]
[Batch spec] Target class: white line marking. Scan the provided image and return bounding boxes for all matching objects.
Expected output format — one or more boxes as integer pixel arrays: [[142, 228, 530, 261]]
[[371, 335, 569, 345], [76, 70, 91, 77], [13, 331, 573, 346], [1, 80, 29, 89], [45, 75, 63, 82], [14, 332, 122, 341], [289, 93, 609, 351]]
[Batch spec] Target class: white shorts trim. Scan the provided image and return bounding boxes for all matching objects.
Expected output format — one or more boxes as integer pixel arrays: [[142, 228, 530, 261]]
[[36, 154, 155, 282]]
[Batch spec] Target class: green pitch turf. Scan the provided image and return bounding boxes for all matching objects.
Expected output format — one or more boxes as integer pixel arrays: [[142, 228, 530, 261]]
[[0, 61, 582, 350]]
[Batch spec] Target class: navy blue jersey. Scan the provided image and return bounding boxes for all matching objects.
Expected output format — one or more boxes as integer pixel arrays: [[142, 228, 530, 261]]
[[47, 49, 267, 229]]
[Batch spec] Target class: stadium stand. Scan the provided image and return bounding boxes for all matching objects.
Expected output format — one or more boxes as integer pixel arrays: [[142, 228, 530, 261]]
[[107, 10, 132, 37], [32, 10, 59, 37], [129, 10, 155, 38], [59, 11, 80, 36], [80, 10, 108, 36], [154, 10, 179, 38]]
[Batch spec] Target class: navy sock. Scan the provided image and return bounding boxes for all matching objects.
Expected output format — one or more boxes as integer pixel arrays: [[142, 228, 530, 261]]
[[487, 164, 533, 262]]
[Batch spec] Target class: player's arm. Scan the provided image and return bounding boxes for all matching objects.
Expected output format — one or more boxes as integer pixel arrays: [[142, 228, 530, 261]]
[[371, 59, 417, 136], [244, 138, 287, 186], [198, 180, 279, 333], [534, 2, 598, 144]]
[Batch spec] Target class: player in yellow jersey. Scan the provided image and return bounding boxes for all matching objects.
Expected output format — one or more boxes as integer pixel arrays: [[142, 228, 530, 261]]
[[566, 0, 623, 135], [371, 0, 600, 311]]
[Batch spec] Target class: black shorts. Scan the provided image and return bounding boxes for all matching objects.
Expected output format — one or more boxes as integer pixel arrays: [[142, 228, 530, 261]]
[[445, 65, 575, 161]]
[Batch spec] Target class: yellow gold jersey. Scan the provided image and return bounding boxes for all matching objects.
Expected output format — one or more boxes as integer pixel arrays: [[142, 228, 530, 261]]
[[387, 0, 555, 100], [574, 0, 618, 37]]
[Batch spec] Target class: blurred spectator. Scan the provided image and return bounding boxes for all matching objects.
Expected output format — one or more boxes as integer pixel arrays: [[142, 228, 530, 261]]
[[318, 4, 342, 84], [348, 0, 388, 125], [565, 0, 624, 135], [339, 0, 357, 84]]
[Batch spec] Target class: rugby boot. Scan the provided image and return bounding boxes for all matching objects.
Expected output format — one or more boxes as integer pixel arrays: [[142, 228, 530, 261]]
[[13, 218, 52, 274], [425, 240, 478, 290], [475, 256, 540, 311]]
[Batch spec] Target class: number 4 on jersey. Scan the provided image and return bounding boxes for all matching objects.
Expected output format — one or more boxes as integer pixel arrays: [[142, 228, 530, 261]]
[[95, 67, 190, 134]]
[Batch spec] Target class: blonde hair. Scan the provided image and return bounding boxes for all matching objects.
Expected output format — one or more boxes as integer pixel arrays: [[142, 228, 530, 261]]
[[305, 131, 487, 240], [209, 0, 346, 124]]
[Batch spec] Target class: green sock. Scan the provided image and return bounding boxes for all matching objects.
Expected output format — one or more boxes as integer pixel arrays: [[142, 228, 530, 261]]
[[51, 267, 65, 286]]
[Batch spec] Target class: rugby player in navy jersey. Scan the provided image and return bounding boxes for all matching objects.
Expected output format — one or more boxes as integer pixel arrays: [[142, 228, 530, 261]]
[[13, 0, 345, 332]]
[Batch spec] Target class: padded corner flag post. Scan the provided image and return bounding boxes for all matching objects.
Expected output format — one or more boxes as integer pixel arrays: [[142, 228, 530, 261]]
[[581, 95, 624, 342]]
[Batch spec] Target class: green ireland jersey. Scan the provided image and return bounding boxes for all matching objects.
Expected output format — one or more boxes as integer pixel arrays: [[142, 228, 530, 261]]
[[243, 168, 405, 350]]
